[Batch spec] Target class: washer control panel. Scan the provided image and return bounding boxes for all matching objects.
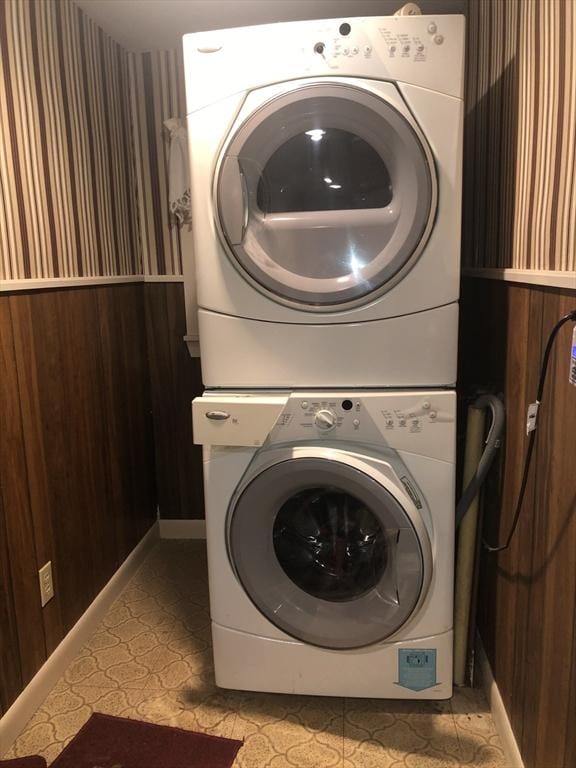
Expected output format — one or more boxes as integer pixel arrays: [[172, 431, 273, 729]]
[[276, 392, 456, 462], [193, 391, 456, 462], [288, 394, 451, 437], [295, 397, 361, 433], [381, 399, 445, 434]]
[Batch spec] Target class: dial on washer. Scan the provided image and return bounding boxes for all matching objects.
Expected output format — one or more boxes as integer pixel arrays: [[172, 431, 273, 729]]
[[314, 409, 337, 430]]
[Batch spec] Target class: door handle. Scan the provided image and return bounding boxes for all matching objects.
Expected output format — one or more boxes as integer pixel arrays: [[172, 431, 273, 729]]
[[219, 156, 248, 245], [206, 410, 231, 421], [240, 167, 249, 241]]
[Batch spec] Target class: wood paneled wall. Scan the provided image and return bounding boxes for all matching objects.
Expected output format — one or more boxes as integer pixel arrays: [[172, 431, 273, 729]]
[[460, 278, 576, 768], [144, 283, 203, 519], [0, 284, 156, 714]]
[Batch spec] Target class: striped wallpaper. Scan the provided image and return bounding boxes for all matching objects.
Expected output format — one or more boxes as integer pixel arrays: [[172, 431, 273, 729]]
[[1, 0, 574, 281], [129, 49, 186, 277], [0, 0, 140, 280], [464, 0, 576, 272]]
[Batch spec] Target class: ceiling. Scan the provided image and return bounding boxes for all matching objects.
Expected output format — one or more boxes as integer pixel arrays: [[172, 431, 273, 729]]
[[74, 0, 465, 51]]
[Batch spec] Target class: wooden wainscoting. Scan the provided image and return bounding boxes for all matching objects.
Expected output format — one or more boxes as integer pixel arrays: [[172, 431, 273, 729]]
[[144, 283, 204, 520], [0, 285, 156, 714], [460, 277, 576, 768]]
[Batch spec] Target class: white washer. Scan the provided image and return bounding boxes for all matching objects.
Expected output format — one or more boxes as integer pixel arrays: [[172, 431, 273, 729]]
[[192, 389, 455, 698], [183, 16, 465, 388]]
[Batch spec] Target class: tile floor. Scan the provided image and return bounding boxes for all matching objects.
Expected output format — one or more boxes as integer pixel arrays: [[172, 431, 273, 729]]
[[6, 541, 508, 767]]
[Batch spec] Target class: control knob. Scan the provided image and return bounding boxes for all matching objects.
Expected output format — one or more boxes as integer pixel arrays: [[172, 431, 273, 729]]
[[314, 409, 336, 430]]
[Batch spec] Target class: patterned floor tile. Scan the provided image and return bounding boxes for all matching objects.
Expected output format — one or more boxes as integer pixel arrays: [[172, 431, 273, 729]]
[[59, 542, 211, 690], [3, 541, 509, 768], [231, 692, 344, 768], [343, 698, 461, 767], [450, 687, 508, 767], [130, 687, 237, 738], [61, 637, 162, 689]]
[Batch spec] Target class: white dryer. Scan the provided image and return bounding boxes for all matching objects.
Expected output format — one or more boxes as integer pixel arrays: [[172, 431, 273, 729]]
[[183, 16, 465, 388], [192, 389, 456, 698]]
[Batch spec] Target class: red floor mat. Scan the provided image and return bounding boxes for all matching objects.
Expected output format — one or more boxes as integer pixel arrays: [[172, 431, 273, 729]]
[[22, 713, 243, 768]]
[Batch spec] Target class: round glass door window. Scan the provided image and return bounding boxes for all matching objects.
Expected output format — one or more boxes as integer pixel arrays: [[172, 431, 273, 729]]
[[273, 487, 388, 602], [228, 457, 427, 649], [217, 83, 436, 309]]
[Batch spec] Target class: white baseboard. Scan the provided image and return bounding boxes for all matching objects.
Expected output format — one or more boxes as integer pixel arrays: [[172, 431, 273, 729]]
[[143, 275, 184, 283], [476, 637, 525, 768], [0, 523, 160, 756], [0, 274, 185, 292], [158, 519, 206, 539], [0, 275, 143, 292]]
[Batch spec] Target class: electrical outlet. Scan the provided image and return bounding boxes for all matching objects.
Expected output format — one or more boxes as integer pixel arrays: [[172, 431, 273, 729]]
[[38, 561, 54, 607]]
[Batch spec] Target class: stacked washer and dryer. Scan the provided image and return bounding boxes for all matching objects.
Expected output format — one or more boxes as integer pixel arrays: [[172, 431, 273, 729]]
[[183, 14, 465, 699]]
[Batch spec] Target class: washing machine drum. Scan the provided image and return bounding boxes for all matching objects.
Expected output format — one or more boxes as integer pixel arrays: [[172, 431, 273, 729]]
[[228, 457, 427, 649], [217, 82, 436, 310]]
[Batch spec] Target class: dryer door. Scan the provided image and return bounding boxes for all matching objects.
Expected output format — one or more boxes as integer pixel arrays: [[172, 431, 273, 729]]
[[216, 82, 436, 311], [228, 456, 428, 649]]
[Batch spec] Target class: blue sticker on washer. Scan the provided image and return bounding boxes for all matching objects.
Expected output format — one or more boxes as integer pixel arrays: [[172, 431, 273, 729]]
[[397, 649, 437, 691]]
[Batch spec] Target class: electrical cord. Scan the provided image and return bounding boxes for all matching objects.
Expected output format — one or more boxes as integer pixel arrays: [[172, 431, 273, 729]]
[[483, 308, 576, 552]]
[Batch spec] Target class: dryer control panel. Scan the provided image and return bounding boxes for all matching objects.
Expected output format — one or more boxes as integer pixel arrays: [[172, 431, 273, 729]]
[[311, 16, 451, 69], [184, 15, 465, 113], [193, 390, 456, 463]]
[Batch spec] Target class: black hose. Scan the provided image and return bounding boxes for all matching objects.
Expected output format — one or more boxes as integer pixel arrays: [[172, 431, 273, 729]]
[[456, 394, 505, 528]]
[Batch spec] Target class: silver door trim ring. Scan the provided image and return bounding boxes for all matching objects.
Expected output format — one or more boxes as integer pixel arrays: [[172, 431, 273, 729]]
[[214, 80, 438, 313], [226, 446, 432, 649]]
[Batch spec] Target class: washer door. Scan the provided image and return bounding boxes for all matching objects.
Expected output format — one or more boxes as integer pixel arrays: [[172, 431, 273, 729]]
[[216, 82, 436, 310], [228, 457, 427, 649]]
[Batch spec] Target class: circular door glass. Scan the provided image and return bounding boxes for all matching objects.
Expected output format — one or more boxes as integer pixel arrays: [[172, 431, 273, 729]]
[[228, 457, 426, 649], [273, 487, 388, 602], [217, 83, 436, 309], [257, 128, 393, 213]]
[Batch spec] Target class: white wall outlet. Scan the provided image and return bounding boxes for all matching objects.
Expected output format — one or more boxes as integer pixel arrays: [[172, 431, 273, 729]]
[[38, 561, 54, 607]]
